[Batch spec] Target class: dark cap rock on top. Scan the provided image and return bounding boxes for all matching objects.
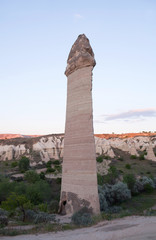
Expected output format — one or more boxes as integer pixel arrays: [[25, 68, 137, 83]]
[[65, 34, 96, 76]]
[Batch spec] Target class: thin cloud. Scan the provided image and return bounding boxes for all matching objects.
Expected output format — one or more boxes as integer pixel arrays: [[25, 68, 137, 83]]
[[74, 13, 83, 19], [99, 108, 156, 122]]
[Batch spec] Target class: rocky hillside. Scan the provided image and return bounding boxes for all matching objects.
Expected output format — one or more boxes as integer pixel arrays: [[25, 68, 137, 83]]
[[0, 134, 41, 140], [0, 133, 156, 164]]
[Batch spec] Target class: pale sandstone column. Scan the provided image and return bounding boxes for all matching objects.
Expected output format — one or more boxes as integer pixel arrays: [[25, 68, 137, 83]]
[[146, 142, 156, 161], [60, 34, 100, 215]]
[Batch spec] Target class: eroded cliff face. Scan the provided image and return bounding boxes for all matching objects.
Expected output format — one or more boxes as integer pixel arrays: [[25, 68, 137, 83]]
[[0, 134, 156, 163], [0, 135, 64, 163]]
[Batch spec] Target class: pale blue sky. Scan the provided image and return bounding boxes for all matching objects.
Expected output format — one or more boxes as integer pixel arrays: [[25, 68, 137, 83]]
[[0, 0, 156, 134]]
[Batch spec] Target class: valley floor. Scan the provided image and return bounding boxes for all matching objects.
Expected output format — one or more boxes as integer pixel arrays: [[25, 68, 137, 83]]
[[1, 216, 156, 240]]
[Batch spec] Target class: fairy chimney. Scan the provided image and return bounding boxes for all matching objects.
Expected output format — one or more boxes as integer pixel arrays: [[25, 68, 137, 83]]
[[59, 34, 100, 215]]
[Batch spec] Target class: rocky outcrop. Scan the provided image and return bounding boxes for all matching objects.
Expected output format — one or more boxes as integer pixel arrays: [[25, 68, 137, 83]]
[[65, 34, 96, 76], [0, 134, 156, 162], [0, 144, 29, 161], [61, 34, 100, 215], [146, 142, 156, 161], [97, 159, 111, 175], [0, 135, 64, 162]]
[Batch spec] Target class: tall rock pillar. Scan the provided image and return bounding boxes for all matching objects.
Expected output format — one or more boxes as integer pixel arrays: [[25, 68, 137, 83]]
[[60, 34, 100, 215]]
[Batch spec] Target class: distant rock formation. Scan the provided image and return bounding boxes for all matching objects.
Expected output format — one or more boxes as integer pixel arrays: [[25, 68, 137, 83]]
[[146, 142, 156, 161], [0, 135, 64, 163], [0, 134, 156, 162], [129, 142, 139, 156], [0, 134, 40, 140]]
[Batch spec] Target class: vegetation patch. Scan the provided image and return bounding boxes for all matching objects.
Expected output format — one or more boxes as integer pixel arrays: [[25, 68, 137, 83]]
[[96, 156, 103, 163], [19, 157, 30, 173], [71, 207, 93, 226], [125, 164, 131, 169]]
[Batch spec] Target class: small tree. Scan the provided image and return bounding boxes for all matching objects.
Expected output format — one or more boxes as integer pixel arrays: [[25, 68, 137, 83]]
[[0, 176, 14, 202], [24, 170, 40, 183], [1, 193, 31, 222], [123, 174, 136, 191], [104, 166, 119, 184], [19, 156, 30, 173]]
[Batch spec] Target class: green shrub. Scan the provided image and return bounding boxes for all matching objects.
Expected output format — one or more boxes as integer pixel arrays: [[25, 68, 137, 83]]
[[104, 156, 110, 160], [25, 209, 36, 222], [105, 206, 122, 214], [11, 161, 18, 168], [143, 150, 147, 155], [98, 182, 131, 212], [56, 178, 61, 184], [38, 203, 48, 212], [106, 166, 119, 184], [130, 155, 137, 159], [111, 182, 131, 203], [26, 185, 43, 205], [39, 172, 45, 180], [0, 208, 8, 216], [133, 176, 155, 194], [97, 173, 104, 185], [153, 177, 156, 188], [123, 174, 136, 191], [14, 181, 27, 195], [52, 160, 60, 165], [125, 164, 131, 169], [46, 167, 55, 173], [0, 176, 15, 202], [0, 209, 8, 227], [26, 180, 52, 204], [1, 193, 30, 222], [117, 157, 124, 161], [98, 186, 108, 211], [54, 165, 62, 172], [19, 156, 30, 173], [96, 156, 103, 163], [46, 160, 52, 168], [109, 166, 118, 175], [34, 212, 55, 224], [24, 170, 40, 183], [0, 216, 8, 227], [144, 183, 154, 193], [139, 154, 145, 160], [71, 207, 93, 226], [141, 176, 155, 188], [48, 200, 59, 213], [102, 166, 119, 185], [25, 210, 55, 224]]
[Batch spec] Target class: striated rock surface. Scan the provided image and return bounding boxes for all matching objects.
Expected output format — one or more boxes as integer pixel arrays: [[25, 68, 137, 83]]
[[61, 34, 100, 215], [65, 34, 96, 76]]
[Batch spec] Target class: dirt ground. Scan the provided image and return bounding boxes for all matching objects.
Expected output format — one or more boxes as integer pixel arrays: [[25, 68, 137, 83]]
[[1, 216, 156, 240]]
